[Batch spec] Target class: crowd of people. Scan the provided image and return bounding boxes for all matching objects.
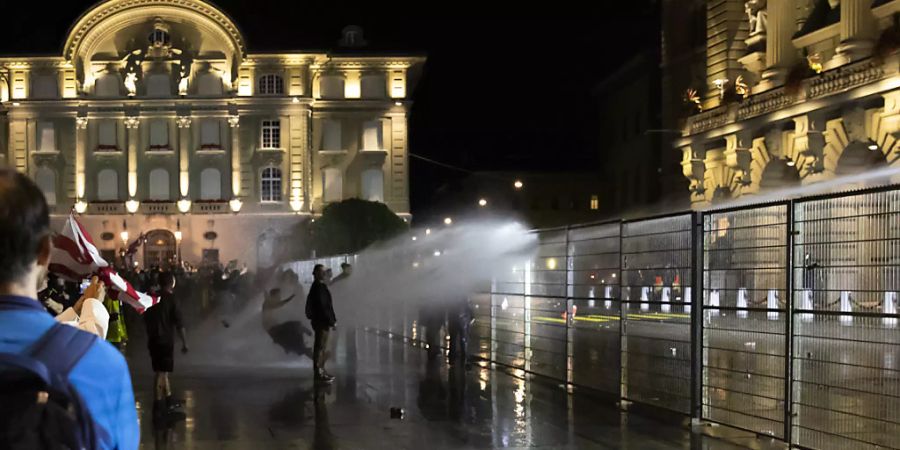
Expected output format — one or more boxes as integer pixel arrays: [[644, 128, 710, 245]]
[[0, 167, 473, 449]]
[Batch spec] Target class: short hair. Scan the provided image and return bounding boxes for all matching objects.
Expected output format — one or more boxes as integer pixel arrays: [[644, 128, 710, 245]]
[[159, 271, 176, 289], [0, 168, 50, 285], [313, 264, 324, 274]]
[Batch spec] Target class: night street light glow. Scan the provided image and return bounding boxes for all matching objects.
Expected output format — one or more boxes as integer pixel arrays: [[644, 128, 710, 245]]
[[444, 217, 453, 225], [514, 180, 523, 189], [478, 198, 487, 207]]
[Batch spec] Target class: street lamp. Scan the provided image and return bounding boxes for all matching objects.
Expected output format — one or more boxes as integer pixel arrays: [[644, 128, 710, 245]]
[[425, 228, 431, 235], [229, 198, 243, 213], [478, 198, 488, 207], [74, 199, 88, 214], [443, 217, 452, 226], [120, 220, 129, 246], [514, 180, 523, 190], [174, 219, 183, 265]]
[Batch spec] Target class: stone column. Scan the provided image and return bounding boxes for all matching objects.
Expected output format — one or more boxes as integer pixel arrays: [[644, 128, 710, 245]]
[[125, 117, 140, 199], [761, 0, 797, 85], [834, 0, 875, 64], [177, 116, 191, 198], [705, 0, 748, 109], [228, 115, 241, 198], [75, 117, 88, 200]]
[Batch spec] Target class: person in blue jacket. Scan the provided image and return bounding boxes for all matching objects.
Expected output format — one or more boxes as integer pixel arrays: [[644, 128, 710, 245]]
[[0, 168, 139, 450]]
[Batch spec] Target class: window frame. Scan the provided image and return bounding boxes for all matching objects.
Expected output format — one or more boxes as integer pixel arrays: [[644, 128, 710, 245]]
[[259, 166, 283, 203], [261, 120, 281, 149], [257, 74, 285, 95]]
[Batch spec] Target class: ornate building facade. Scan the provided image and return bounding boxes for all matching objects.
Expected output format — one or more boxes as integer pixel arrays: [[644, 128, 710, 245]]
[[677, 0, 899, 205], [0, 0, 424, 269]]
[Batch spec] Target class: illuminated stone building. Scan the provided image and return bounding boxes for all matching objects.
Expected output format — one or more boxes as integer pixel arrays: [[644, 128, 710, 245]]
[[0, 0, 424, 269]]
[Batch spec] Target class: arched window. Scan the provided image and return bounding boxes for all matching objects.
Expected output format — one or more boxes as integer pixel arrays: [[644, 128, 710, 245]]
[[258, 74, 284, 95], [145, 73, 171, 97], [196, 72, 222, 96], [200, 168, 222, 200], [360, 74, 386, 98], [319, 75, 344, 99], [260, 167, 282, 202], [35, 167, 56, 206], [97, 169, 119, 201], [322, 167, 343, 203], [361, 168, 384, 202], [31, 74, 58, 99], [95, 73, 120, 97], [149, 168, 170, 200]]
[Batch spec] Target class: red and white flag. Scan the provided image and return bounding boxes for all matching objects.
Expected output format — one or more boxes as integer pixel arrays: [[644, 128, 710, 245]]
[[49, 214, 158, 314]]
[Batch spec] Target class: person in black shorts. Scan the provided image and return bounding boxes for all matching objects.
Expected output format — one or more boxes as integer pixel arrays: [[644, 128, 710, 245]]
[[143, 271, 188, 421]]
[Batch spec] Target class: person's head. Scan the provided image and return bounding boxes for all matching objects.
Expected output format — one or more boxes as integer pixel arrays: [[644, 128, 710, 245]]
[[0, 168, 51, 297], [159, 271, 176, 293], [313, 264, 326, 282], [340, 263, 353, 275]]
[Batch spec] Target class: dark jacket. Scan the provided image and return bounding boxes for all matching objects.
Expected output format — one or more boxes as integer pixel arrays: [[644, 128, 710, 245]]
[[305, 280, 336, 328]]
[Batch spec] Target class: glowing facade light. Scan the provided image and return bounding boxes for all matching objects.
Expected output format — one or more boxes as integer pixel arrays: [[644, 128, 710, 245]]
[[786, 159, 796, 167], [868, 140, 879, 151], [443, 217, 452, 225], [177, 198, 192, 213], [546, 258, 557, 270], [174, 230, 183, 242], [125, 199, 140, 214], [478, 198, 487, 207], [74, 199, 88, 214], [292, 97, 300, 104], [433, 250, 442, 257], [229, 198, 243, 213], [290, 198, 304, 212], [425, 228, 431, 235], [411, 236, 417, 241], [120, 230, 129, 246], [514, 180, 523, 189]]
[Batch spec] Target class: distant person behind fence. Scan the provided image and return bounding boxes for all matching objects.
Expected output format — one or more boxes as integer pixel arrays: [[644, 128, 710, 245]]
[[306, 264, 336, 383]]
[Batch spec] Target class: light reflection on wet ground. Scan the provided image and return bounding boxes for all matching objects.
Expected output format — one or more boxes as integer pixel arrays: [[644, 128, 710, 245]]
[[126, 327, 762, 449]]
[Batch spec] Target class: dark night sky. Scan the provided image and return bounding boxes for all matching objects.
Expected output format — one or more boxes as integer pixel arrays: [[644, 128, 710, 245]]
[[0, 1, 658, 218]]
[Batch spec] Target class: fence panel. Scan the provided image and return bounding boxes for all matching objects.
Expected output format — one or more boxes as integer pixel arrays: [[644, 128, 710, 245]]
[[791, 190, 900, 450], [527, 229, 569, 380], [567, 222, 621, 394], [620, 214, 694, 413], [702, 204, 789, 439]]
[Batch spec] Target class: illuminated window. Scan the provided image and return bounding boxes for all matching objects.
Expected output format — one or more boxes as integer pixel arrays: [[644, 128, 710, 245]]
[[258, 74, 284, 95], [261, 120, 281, 149], [590, 195, 599, 210], [362, 120, 383, 150], [260, 167, 282, 202]]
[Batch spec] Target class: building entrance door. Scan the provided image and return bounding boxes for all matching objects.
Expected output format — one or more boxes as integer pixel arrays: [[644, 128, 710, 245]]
[[144, 229, 176, 269]]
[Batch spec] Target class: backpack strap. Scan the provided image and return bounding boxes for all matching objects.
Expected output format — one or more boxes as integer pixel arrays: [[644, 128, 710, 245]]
[[0, 352, 53, 386], [30, 323, 97, 389]]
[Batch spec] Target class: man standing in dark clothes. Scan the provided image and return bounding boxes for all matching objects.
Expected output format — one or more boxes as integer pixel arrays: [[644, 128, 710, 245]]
[[306, 264, 336, 382], [143, 271, 189, 421], [448, 295, 474, 365]]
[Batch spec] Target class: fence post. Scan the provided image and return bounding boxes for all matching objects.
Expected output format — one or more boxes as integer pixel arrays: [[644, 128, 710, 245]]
[[690, 211, 704, 423], [618, 220, 626, 403], [784, 201, 795, 443], [565, 226, 573, 385]]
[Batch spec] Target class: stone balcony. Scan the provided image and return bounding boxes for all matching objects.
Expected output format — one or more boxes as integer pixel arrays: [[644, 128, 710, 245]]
[[142, 201, 176, 215], [192, 200, 229, 214], [88, 202, 125, 215]]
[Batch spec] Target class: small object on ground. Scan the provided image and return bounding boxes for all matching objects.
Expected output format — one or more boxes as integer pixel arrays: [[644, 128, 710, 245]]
[[221, 320, 230, 328], [390, 407, 405, 419]]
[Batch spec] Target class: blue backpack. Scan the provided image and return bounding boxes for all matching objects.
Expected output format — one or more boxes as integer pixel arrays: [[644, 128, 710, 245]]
[[0, 322, 104, 449]]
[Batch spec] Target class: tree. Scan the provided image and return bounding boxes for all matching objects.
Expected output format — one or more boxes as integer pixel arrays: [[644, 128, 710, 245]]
[[310, 199, 408, 256]]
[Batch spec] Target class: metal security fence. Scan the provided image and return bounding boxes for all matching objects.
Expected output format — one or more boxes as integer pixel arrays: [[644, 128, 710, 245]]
[[567, 222, 621, 394], [286, 184, 900, 450], [621, 214, 694, 413], [702, 204, 790, 439], [791, 190, 900, 450]]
